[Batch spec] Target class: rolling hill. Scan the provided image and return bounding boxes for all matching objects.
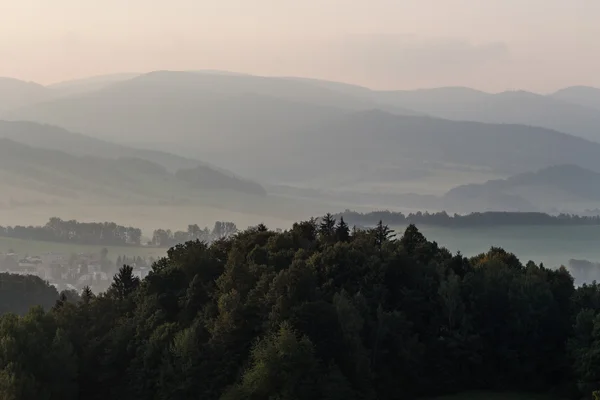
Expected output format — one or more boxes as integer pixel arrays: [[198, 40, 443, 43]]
[[0, 120, 222, 172], [5, 71, 600, 214], [0, 77, 52, 112], [444, 164, 600, 213], [371, 88, 600, 142], [3, 71, 417, 158], [48, 73, 141, 97], [4, 71, 600, 145], [6, 72, 600, 189], [275, 110, 600, 184], [0, 138, 266, 208], [551, 86, 600, 111]]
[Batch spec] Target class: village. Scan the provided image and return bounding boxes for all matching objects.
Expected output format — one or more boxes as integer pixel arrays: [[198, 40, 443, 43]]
[[0, 250, 154, 294]]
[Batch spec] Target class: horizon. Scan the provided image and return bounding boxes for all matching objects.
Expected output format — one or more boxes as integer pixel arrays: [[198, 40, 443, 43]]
[[2, 0, 599, 92], [3, 69, 600, 96]]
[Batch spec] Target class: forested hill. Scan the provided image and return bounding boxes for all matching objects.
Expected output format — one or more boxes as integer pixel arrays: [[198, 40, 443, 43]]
[[334, 210, 600, 228], [0, 138, 266, 205], [0, 273, 63, 314], [3, 217, 600, 399]]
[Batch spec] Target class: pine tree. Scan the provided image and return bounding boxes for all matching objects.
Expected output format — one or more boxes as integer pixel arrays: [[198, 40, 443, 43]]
[[110, 265, 140, 299], [335, 217, 350, 242], [81, 286, 94, 304], [319, 213, 336, 241], [399, 224, 426, 253], [256, 223, 268, 232], [372, 220, 394, 249], [53, 292, 68, 311]]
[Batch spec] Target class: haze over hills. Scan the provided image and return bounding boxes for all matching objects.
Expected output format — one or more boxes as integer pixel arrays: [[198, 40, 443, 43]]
[[551, 86, 600, 111], [48, 73, 141, 97], [4, 71, 600, 187], [371, 87, 600, 142], [3, 70, 600, 215], [0, 120, 229, 173], [4, 72, 350, 158], [0, 78, 52, 112], [444, 164, 600, 213], [0, 138, 266, 207], [241, 109, 600, 190]]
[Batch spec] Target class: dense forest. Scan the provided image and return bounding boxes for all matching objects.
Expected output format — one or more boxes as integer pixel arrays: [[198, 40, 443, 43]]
[[335, 210, 600, 228], [2, 215, 600, 399]]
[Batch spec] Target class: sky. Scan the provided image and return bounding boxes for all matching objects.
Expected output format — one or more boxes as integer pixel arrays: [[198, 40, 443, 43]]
[[1, 0, 599, 92]]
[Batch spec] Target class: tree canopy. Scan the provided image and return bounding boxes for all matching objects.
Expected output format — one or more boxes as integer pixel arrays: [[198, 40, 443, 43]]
[[0, 217, 599, 399]]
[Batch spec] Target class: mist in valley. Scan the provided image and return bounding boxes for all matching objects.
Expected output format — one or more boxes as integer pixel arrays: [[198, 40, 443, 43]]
[[2, 1, 600, 399]]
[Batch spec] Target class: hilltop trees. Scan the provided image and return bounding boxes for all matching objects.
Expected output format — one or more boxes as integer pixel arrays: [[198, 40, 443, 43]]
[[151, 221, 238, 247], [0, 274, 61, 315], [0, 215, 600, 398], [109, 265, 140, 300]]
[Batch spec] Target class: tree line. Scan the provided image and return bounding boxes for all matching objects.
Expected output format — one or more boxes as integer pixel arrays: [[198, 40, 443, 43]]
[[150, 221, 238, 246], [3, 215, 600, 398], [335, 209, 600, 228], [0, 218, 239, 247], [0, 217, 143, 246]]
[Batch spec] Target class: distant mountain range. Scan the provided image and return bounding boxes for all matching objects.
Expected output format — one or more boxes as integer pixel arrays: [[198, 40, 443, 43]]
[[371, 87, 600, 143], [4, 72, 600, 185], [4, 71, 600, 144], [2, 70, 600, 214]]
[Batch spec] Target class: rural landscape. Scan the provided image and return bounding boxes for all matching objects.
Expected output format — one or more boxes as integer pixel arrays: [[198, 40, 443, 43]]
[[2, 0, 600, 399]]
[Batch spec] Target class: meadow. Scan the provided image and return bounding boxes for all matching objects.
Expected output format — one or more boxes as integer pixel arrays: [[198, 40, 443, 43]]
[[0, 236, 167, 261], [398, 224, 600, 270]]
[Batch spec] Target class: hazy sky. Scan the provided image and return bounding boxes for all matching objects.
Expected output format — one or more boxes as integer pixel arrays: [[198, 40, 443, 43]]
[[1, 0, 599, 92]]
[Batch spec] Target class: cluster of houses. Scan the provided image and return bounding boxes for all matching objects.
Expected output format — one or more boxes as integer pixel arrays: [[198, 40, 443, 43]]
[[0, 251, 151, 293]]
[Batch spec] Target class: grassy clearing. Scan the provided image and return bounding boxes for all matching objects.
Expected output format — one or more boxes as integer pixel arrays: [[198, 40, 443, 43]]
[[0, 203, 312, 234], [0, 236, 167, 262], [392, 224, 600, 269]]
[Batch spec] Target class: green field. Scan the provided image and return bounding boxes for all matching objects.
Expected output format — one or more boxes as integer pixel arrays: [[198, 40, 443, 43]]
[[398, 224, 600, 269], [0, 236, 168, 261], [3, 223, 600, 276]]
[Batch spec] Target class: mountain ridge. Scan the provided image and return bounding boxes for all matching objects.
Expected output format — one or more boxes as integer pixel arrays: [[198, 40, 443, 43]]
[[444, 164, 600, 213], [0, 137, 267, 207]]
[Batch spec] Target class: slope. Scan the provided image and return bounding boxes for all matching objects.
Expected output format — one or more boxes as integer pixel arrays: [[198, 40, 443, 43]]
[[48, 73, 141, 97], [372, 88, 600, 142], [0, 77, 52, 112], [9, 72, 600, 201], [0, 120, 218, 172], [279, 110, 600, 178], [551, 86, 600, 111], [10, 100, 600, 198], [5, 71, 417, 160], [444, 164, 600, 213], [0, 138, 266, 208]]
